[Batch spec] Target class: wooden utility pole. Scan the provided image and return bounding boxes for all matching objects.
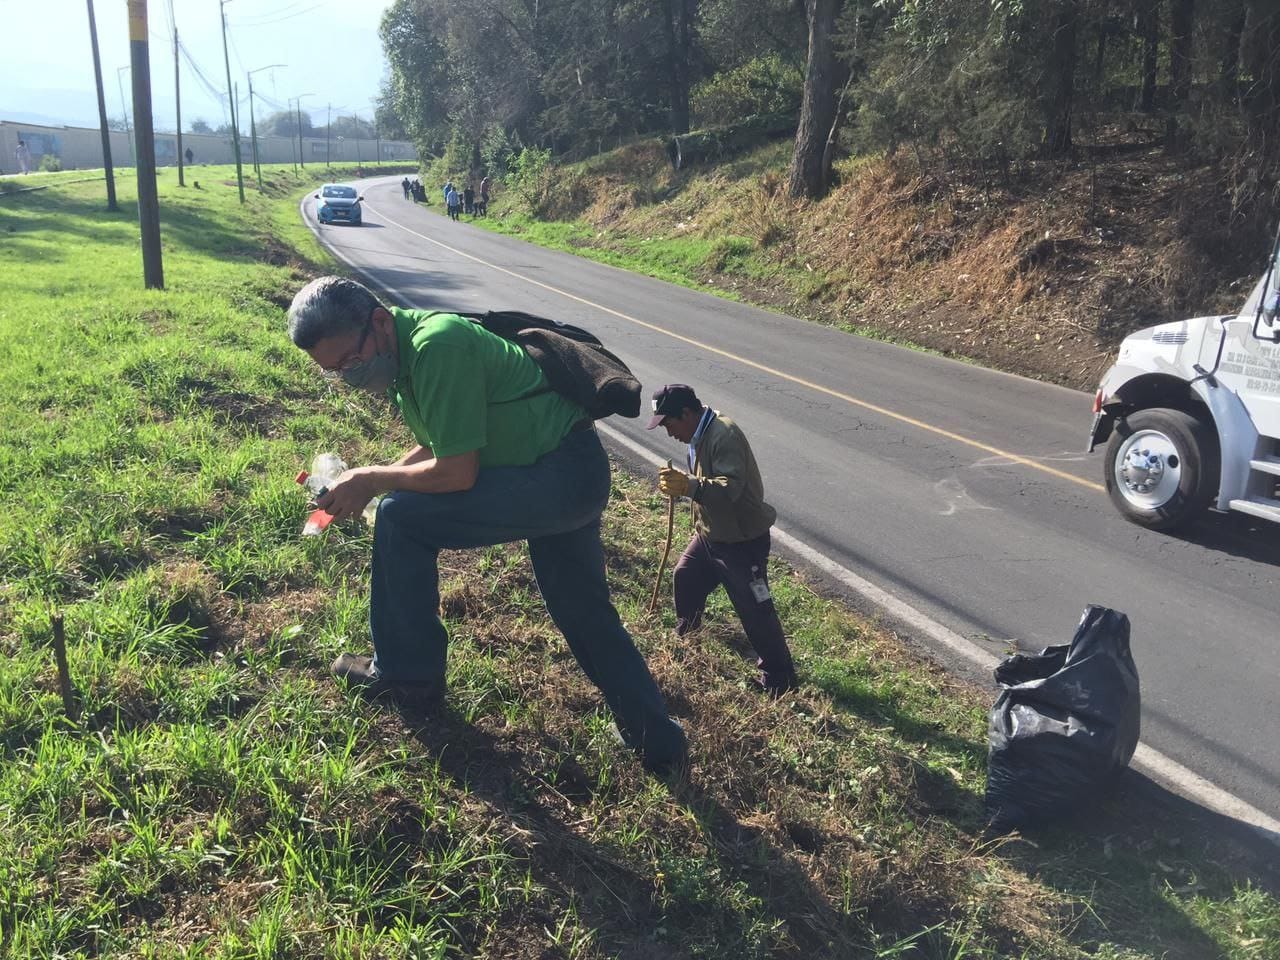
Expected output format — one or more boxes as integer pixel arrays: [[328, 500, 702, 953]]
[[116, 66, 134, 165], [235, 82, 243, 177], [85, 0, 118, 210], [293, 95, 311, 170], [219, 0, 245, 203], [247, 65, 285, 189], [248, 75, 261, 187], [128, 0, 164, 289], [175, 26, 185, 186], [326, 102, 331, 168]]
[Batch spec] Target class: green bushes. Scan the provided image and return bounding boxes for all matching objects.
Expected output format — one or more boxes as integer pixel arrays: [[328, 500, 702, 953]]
[[505, 146, 556, 217], [39, 154, 63, 173], [853, 27, 1041, 171], [691, 54, 803, 128], [704, 235, 754, 272]]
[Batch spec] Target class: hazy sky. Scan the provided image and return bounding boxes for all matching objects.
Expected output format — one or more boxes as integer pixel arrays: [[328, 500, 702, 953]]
[[1, 0, 395, 132]]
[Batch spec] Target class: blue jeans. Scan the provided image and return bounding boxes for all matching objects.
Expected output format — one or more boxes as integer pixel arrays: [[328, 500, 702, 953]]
[[369, 427, 687, 770]]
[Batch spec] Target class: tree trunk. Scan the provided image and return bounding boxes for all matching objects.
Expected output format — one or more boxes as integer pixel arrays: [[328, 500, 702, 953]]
[[1042, 0, 1079, 155], [820, 71, 855, 184], [662, 0, 693, 135], [1092, 26, 1107, 99], [1165, 0, 1194, 150], [1241, 0, 1280, 153], [788, 0, 841, 199], [1139, 0, 1160, 112], [1218, 0, 1246, 101], [680, 0, 694, 128]]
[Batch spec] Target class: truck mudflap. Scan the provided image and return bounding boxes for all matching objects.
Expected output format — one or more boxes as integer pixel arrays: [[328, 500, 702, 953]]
[[1086, 410, 1115, 453]]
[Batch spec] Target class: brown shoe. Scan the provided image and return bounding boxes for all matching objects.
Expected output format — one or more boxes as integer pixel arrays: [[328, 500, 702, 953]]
[[330, 652, 441, 707]]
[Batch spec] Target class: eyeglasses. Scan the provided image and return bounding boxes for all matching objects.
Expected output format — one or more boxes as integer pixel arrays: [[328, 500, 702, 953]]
[[320, 315, 375, 378]]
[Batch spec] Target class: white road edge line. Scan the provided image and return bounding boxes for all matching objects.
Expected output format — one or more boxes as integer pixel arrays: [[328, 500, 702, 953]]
[[305, 181, 1280, 846]]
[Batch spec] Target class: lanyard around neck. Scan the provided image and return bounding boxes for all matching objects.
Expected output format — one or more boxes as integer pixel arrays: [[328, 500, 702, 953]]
[[688, 407, 716, 471]]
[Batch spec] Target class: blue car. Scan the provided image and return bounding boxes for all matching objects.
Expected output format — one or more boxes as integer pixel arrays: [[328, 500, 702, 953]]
[[315, 183, 363, 225]]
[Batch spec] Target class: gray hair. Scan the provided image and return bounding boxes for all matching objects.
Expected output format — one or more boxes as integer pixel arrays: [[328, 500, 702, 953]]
[[287, 276, 384, 349]]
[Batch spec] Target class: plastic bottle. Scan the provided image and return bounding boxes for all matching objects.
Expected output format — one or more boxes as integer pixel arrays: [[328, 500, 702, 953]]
[[295, 453, 378, 536]]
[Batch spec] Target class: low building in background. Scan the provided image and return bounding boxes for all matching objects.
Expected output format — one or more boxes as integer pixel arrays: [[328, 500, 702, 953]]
[[0, 119, 417, 173]]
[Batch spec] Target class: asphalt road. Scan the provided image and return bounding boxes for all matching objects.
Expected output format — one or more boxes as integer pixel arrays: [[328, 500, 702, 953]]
[[305, 175, 1280, 823]]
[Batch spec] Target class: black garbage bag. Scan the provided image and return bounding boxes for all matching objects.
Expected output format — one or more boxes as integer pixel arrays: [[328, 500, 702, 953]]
[[985, 605, 1140, 834]]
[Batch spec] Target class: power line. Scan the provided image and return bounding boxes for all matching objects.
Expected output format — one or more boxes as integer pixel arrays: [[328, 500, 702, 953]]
[[228, 26, 247, 75], [178, 42, 221, 93], [255, 90, 291, 113], [179, 43, 228, 104], [178, 41, 235, 128], [231, 3, 322, 27], [231, 0, 307, 21]]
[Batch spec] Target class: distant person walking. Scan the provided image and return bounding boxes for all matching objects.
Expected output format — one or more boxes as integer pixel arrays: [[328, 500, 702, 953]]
[[463, 183, 475, 216], [479, 175, 491, 215], [184, 146, 194, 165], [401, 176, 412, 200], [15, 140, 31, 175], [446, 184, 461, 221], [442, 179, 453, 204]]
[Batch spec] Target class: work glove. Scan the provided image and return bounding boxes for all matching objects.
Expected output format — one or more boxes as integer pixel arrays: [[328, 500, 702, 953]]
[[658, 466, 691, 499]]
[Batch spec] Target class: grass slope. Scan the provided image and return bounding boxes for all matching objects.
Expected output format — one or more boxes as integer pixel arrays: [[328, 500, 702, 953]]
[[0, 164, 1277, 959]]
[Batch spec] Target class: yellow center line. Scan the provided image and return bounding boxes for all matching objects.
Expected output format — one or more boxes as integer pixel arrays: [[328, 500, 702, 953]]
[[365, 197, 1105, 494]]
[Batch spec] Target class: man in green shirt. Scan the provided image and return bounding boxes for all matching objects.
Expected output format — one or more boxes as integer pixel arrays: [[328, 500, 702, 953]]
[[287, 276, 686, 774]]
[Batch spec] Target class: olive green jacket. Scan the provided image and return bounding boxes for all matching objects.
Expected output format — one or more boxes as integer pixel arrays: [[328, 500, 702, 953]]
[[686, 414, 776, 543]]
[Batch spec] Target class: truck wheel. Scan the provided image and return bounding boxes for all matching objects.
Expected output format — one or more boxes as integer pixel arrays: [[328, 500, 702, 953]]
[[1104, 407, 1219, 531]]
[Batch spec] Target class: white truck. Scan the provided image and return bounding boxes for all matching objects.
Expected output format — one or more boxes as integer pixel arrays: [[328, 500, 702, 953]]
[[1088, 232, 1280, 530]]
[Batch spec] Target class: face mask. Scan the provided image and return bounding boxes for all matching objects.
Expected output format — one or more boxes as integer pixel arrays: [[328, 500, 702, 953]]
[[339, 350, 398, 393]]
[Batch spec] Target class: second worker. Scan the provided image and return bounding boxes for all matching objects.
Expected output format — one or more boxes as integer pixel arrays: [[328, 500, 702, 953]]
[[648, 384, 798, 695]]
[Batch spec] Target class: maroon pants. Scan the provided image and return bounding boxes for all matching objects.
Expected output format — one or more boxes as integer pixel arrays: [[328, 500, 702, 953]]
[[672, 531, 795, 680]]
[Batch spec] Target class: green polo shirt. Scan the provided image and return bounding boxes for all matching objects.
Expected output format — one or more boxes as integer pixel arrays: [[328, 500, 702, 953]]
[[389, 308, 587, 467]]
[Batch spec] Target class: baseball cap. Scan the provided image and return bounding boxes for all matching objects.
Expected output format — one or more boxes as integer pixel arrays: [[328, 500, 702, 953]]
[[646, 383, 700, 429]]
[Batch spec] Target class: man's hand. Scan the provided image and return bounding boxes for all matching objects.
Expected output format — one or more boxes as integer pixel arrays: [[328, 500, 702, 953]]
[[315, 468, 378, 522], [658, 466, 691, 499]]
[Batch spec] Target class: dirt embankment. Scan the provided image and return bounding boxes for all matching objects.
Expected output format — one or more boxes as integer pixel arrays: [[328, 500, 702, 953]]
[[539, 138, 1271, 392]]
